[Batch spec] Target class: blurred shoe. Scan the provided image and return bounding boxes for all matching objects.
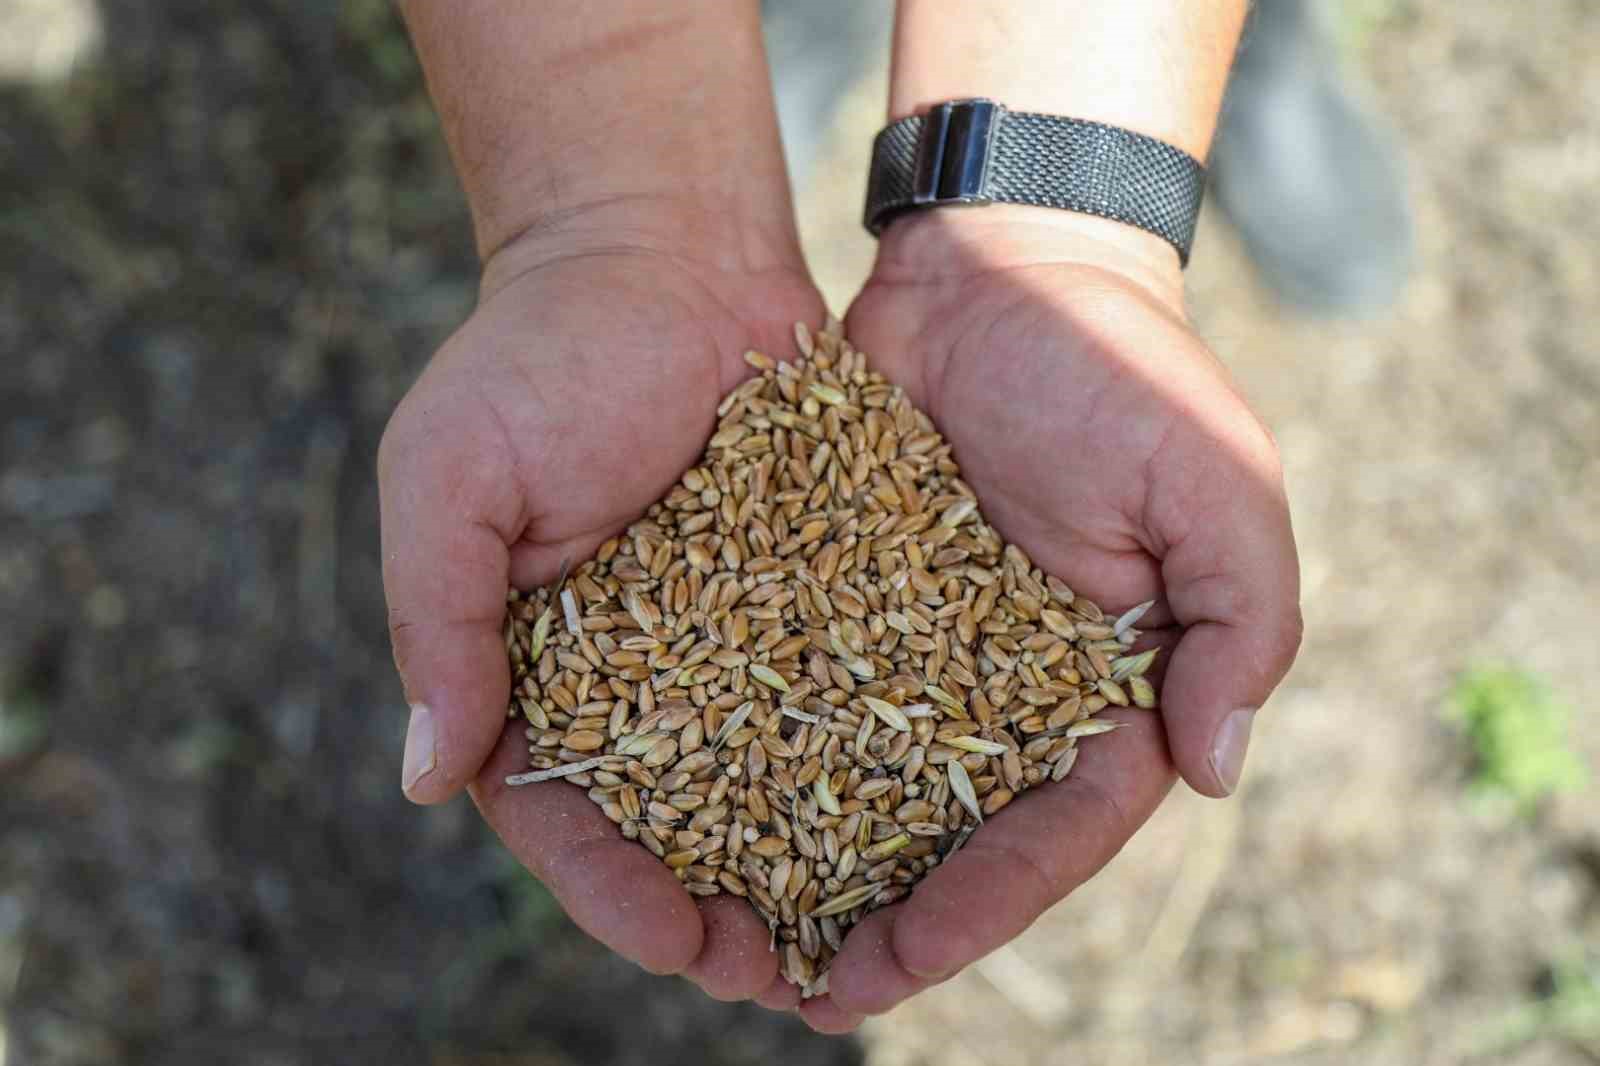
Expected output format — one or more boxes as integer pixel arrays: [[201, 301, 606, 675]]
[[1210, 0, 1413, 314]]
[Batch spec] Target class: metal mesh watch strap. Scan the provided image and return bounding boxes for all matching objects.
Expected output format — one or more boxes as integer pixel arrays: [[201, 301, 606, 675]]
[[864, 100, 1207, 265]]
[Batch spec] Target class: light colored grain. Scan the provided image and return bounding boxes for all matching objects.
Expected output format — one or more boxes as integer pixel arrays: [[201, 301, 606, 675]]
[[947, 759, 984, 825], [1112, 598, 1155, 637], [529, 606, 552, 664], [808, 383, 847, 406], [945, 735, 1008, 756], [560, 588, 581, 636], [748, 663, 790, 693], [1096, 678, 1130, 707], [1110, 648, 1158, 682], [809, 880, 881, 919], [1129, 675, 1158, 708], [813, 773, 842, 816], [862, 832, 911, 863], [861, 695, 912, 733], [505, 757, 607, 785], [1066, 719, 1125, 738], [710, 700, 754, 751]]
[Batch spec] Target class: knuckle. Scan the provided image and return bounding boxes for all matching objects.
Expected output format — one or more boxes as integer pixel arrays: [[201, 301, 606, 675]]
[[386, 605, 418, 643], [384, 608, 418, 698], [967, 836, 1062, 915], [376, 394, 418, 484], [1272, 600, 1306, 666]]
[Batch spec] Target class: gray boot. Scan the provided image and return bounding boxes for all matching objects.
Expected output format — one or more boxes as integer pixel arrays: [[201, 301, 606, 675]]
[[1210, 0, 1413, 314]]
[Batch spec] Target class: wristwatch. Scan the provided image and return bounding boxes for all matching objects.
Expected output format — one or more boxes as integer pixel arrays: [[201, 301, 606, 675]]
[[863, 99, 1207, 265]]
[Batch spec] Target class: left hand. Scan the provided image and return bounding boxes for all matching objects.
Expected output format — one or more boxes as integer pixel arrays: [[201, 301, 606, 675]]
[[378, 204, 830, 1016], [814, 208, 1303, 1021]]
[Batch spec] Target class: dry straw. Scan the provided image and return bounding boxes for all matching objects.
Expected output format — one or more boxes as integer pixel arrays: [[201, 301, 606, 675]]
[[500, 318, 1159, 996]]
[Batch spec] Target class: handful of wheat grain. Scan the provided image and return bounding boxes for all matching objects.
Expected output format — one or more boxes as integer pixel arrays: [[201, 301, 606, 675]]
[[501, 318, 1158, 997]]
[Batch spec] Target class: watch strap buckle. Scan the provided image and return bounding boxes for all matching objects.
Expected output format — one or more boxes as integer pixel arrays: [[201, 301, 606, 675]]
[[911, 98, 1003, 207]]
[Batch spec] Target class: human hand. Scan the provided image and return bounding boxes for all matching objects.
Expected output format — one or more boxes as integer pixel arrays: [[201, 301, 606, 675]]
[[819, 208, 1304, 1019], [378, 208, 827, 1010]]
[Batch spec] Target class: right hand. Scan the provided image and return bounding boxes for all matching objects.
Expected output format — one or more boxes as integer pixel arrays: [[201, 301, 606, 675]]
[[826, 207, 1303, 1017], [378, 208, 826, 1012]]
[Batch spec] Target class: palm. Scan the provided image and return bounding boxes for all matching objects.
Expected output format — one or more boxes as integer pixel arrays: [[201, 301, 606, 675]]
[[818, 261, 1299, 1013], [397, 253, 820, 586], [851, 263, 1259, 612], [381, 249, 824, 1002], [383, 226, 1298, 1026]]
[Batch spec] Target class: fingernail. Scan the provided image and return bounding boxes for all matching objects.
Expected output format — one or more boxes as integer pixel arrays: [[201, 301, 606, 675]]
[[1210, 708, 1255, 795], [402, 703, 437, 797]]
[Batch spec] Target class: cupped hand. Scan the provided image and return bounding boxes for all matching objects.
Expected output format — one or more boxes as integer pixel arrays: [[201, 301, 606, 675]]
[[819, 208, 1304, 1019], [379, 212, 826, 1010]]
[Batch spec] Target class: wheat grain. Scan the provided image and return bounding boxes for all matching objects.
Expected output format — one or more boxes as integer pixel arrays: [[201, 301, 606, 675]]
[[498, 319, 1145, 996], [1112, 598, 1155, 637]]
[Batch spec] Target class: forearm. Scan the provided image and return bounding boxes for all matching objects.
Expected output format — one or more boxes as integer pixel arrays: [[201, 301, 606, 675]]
[[400, 0, 801, 273], [880, 0, 1248, 291], [892, 0, 1245, 159]]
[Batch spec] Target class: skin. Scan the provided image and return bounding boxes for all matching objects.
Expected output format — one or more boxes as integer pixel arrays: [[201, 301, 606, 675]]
[[824, 206, 1303, 1018], [381, 214, 825, 996], [382, 0, 1301, 1034]]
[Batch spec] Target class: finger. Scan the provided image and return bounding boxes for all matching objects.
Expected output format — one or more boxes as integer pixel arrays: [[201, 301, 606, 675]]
[[470, 723, 705, 975], [1152, 441, 1303, 797], [681, 896, 781, 1002], [754, 972, 803, 1012], [379, 388, 525, 804], [826, 908, 936, 1016], [797, 995, 865, 1035], [827, 709, 1173, 1002]]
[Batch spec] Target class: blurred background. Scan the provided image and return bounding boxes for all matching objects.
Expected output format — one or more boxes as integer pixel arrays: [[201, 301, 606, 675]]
[[0, 1, 1594, 1064]]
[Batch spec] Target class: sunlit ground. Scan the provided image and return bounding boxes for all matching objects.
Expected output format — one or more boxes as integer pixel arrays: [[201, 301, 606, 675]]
[[0, 0, 100, 85]]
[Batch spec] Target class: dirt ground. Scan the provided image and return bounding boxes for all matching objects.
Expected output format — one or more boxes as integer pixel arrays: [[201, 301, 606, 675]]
[[1, 2, 1595, 1065]]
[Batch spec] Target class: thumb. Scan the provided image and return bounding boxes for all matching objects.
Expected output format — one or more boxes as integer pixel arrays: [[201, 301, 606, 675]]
[[1152, 428, 1303, 798], [378, 389, 524, 804]]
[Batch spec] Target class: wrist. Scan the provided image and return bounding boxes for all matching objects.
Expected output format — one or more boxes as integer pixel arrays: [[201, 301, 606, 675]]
[[479, 194, 808, 304], [877, 0, 1247, 313], [869, 204, 1188, 317], [473, 195, 826, 382], [472, 125, 803, 287]]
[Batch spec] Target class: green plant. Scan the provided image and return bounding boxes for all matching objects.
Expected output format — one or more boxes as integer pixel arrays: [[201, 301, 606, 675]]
[[1473, 954, 1600, 1058], [0, 700, 45, 761], [1333, 0, 1412, 53], [497, 855, 566, 941], [1446, 666, 1588, 816], [0, 683, 48, 762], [338, 0, 419, 88], [422, 853, 569, 1033]]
